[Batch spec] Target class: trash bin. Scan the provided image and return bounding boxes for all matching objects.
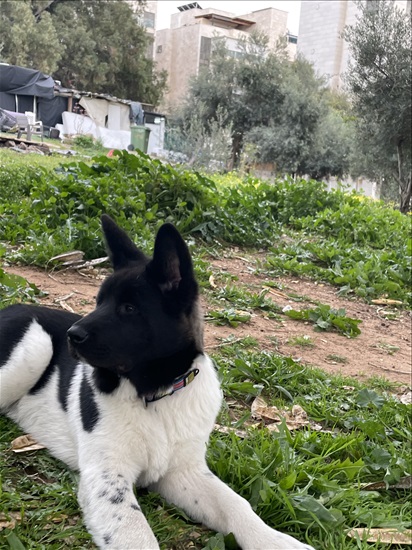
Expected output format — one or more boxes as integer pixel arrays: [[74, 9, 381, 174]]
[[130, 125, 151, 153]]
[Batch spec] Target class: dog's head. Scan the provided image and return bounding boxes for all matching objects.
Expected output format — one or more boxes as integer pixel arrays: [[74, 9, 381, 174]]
[[67, 215, 203, 396]]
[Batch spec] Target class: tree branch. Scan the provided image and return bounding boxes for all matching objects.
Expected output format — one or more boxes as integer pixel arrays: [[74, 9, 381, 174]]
[[34, 0, 57, 21], [372, 60, 394, 85]]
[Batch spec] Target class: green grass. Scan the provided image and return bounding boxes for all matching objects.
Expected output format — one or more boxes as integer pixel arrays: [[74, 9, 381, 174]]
[[0, 149, 411, 549], [288, 335, 316, 348], [0, 149, 410, 307], [326, 354, 349, 364], [1, 352, 410, 549]]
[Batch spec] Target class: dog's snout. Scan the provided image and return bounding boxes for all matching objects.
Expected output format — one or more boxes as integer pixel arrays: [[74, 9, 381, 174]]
[[67, 325, 89, 345]]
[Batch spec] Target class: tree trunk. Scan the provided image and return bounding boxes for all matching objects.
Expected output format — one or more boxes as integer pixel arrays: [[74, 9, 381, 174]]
[[228, 132, 243, 171], [399, 175, 411, 213], [397, 141, 412, 213]]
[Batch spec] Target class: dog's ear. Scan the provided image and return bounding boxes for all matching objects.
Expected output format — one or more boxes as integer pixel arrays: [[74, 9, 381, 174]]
[[101, 215, 148, 270], [147, 223, 196, 295]]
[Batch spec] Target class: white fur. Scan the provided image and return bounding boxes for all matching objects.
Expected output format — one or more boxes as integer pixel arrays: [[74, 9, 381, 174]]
[[2, 342, 314, 550], [0, 320, 53, 408]]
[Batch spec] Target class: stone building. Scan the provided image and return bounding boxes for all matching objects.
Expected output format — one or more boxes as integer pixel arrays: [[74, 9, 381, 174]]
[[297, 0, 411, 90], [154, 3, 296, 112], [127, 0, 158, 58]]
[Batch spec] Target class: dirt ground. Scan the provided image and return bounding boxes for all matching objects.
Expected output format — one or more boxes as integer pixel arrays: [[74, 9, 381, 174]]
[[5, 257, 411, 388]]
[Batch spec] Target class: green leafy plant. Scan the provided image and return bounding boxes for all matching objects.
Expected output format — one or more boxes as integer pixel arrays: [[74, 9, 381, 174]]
[[284, 305, 362, 338], [206, 308, 251, 327], [287, 335, 316, 348]]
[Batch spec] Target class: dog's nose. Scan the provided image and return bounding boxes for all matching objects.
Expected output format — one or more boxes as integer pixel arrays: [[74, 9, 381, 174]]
[[67, 325, 89, 345]]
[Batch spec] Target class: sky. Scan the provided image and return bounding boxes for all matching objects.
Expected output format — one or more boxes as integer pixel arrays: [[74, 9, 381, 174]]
[[155, 1, 302, 35]]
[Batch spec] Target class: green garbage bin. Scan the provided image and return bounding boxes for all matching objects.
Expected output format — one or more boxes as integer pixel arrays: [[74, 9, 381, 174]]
[[130, 125, 151, 153]]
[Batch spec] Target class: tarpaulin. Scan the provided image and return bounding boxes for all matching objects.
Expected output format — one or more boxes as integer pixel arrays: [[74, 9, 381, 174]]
[[0, 65, 54, 99], [38, 96, 68, 127]]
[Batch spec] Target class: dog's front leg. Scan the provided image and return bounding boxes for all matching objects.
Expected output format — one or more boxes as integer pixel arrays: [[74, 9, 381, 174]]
[[151, 466, 314, 550], [78, 466, 159, 549]]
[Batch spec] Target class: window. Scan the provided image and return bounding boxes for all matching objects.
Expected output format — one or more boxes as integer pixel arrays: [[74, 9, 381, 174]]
[[143, 11, 155, 29], [157, 45, 163, 54], [199, 36, 212, 68]]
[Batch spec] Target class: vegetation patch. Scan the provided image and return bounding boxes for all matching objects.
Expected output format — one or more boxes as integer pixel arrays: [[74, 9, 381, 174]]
[[284, 305, 362, 338], [0, 151, 409, 307]]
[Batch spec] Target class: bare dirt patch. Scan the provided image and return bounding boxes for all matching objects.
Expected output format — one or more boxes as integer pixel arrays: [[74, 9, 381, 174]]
[[5, 258, 411, 387]]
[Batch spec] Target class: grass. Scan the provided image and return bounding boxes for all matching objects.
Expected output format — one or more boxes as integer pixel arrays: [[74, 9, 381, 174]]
[[1, 352, 410, 549], [0, 149, 411, 549], [288, 335, 316, 348], [326, 354, 349, 364]]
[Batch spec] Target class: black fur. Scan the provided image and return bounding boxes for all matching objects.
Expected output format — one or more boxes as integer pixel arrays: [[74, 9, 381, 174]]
[[0, 305, 81, 401], [66, 216, 203, 398], [80, 374, 100, 432]]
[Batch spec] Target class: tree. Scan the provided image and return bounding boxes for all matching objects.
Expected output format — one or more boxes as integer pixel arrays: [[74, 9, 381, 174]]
[[343, 1, 412, 212], [0, 0, 167, 105], [181, 34, 352, 178], [0, 0, 64, 74], [245, 57, 333, 176], [49, 0, 167, 104], [183, 33, 288, 169]]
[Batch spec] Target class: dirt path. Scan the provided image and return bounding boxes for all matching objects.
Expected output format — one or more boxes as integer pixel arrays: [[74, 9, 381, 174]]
[[5, 259, 411, 387]]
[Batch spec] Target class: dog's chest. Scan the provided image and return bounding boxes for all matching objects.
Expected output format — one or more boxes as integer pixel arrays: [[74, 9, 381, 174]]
[[81, 355, 222, 486]]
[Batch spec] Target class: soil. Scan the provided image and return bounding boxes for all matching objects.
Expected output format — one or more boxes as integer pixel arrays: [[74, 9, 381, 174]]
[[4, 255, 411, 388]]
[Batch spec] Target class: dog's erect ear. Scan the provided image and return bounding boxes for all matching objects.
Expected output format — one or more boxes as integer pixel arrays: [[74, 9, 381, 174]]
[[101, 215, 148, 270], [147, 223, 196, 294]]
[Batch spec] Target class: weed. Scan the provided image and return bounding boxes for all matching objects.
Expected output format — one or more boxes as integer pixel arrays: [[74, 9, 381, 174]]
[[374, 342, 400, 355], [0, 250, 42, 308], [284, 304, 362, 338], [1, 149, 411, 549], [288, 335, 316, 348], [1, 150, 410, 309], [326, 354, 349, 364], [206, 308, 251, 327]]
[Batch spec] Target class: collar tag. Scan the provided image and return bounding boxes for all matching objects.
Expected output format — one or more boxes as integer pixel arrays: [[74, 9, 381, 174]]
[[144, 368, 199, 406]]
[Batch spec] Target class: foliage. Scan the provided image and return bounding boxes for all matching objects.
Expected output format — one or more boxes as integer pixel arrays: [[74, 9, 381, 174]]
[[72, 135, 106, 154], [0, 0, 64, 73], [165, 105, 232, 171], [0, 151, 218, 264], [180, 35, 353, 179], [343, 1, 412, 212], [206, 308, 251, 328], [0, 152, 410, 306], [0, 0, 167, 105], [181, 33, 288, 168], [0, 267, 41, 308], [284, 305, 362, 338], [0, 151, 411, 549], [245, 57, 329, 176]]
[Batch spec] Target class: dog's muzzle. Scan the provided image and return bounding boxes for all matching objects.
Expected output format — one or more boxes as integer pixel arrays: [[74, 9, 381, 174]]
[[67, 325, 89, 346]]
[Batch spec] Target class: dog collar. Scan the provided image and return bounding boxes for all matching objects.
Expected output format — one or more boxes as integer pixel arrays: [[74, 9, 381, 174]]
[[144, 368, 199, 406]]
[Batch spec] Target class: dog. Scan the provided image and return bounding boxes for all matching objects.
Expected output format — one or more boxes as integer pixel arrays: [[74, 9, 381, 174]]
[[0, 215, 314, 549]]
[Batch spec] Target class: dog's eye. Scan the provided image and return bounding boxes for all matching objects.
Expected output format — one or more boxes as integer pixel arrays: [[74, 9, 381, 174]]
[[120, 303, 136, 314]]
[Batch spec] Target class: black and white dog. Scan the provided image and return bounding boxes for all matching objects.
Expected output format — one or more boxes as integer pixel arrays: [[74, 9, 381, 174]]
[[0, 216, 314, 550]]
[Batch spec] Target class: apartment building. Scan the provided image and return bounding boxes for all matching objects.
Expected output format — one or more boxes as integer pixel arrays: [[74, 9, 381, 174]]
[[297, 0, 411, 90], [127, 0, 158, 58], [154, 3, 295, 111]]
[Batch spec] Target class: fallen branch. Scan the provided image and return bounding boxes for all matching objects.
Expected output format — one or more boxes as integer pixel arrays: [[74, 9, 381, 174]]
[[368, 363, 410, 375]]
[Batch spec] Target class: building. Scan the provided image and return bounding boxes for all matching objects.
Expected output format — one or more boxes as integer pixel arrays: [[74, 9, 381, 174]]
[[154, 3, 295, 112], [127, 0, 158, 59], [297, 0, 411, 90]]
